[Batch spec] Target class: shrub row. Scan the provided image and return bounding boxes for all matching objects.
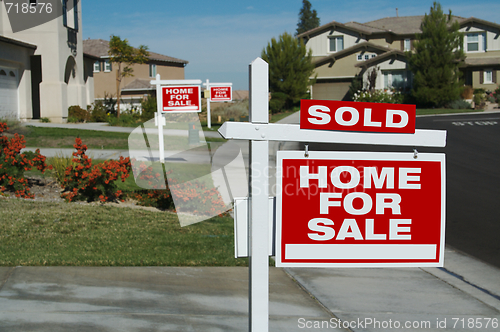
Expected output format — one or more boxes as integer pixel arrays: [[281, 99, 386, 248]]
[[0, 122, 51, 198]]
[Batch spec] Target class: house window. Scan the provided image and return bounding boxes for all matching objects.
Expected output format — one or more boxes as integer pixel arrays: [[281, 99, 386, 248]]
[[63, 0, 78, 31], [104, 60, 112, 72], [466, 33, 486, 52], [357, 53, 376, 61], [484, 69, 493, 84], [329, 36, 343, 53], [383, 70, 412, 89], [93, 61, 100, 72], [149, 64, 157, 77], [467, 34, 479, 52], [404, 39, 411, 51]]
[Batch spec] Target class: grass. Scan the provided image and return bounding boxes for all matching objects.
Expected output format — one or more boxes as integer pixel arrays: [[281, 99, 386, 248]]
[[416, 108, 484, 116], [270, 110, 299, 123], [15, 126, 131, 149], [6, 126, 224, 149], [0, 199, 245, 267]]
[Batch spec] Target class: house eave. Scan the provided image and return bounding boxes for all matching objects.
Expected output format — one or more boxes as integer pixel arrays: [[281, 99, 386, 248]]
[[0, 35, 37, 50]]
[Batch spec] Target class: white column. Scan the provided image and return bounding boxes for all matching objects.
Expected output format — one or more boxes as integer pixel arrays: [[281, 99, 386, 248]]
[[248, 57, 269, 332]]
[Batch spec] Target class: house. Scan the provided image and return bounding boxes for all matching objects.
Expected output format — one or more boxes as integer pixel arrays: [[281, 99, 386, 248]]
[[298, 15, 500, 101], [82, 39, 188, 110], [0, 0, 93, 123]]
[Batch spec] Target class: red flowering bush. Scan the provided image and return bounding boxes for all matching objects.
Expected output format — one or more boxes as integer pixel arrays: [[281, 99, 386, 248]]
[[133, 163, 174, 209], [132, 161, 227, 216], [169, 180, 228, 216], [61, 138, 131, 202], [0, 122, 51, 198]]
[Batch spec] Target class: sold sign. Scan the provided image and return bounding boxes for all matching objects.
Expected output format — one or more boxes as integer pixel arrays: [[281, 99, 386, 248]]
[[276, 151, 445, 268], [300, 99, 416, 134], [162, 85, 201, 112]]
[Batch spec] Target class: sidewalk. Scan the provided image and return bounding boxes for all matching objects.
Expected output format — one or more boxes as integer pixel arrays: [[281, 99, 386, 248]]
[[22, 120, 223, 138], [5, 113, 499, 331], [0, 247, 498, 331]]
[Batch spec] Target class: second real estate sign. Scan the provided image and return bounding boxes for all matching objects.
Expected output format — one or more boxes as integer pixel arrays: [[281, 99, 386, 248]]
[[276, 151, 446, 268]]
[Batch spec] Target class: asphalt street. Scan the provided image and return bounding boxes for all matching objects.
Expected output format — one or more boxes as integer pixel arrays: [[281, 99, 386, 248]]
[[299, 111, 500, 268]]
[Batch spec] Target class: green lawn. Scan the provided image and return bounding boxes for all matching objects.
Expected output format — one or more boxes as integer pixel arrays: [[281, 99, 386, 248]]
[[0, 199, 245, 267], [7, 126, 225, 149], [416, 108, 483, 116]]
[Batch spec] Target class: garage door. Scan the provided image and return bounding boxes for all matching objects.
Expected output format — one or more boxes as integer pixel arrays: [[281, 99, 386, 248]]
[[312, 81, 351, 101], [0, 67, 19, 119]]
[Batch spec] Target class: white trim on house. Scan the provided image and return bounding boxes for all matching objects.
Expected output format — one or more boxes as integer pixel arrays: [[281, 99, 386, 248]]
[[104, 59, 112, 72], [404, 39, 411, 51], [483, 69, 493, 84]]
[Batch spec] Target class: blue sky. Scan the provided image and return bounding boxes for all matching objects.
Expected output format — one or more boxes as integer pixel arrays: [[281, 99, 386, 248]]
[[82, 1, 500, 90]]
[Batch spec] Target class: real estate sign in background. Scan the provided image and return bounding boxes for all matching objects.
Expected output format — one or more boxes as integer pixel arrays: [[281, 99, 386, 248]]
[[162, 85, 201, 112]]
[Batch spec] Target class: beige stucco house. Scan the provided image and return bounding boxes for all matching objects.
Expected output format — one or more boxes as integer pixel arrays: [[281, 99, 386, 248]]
[[83, 39, 188, 110], [299, 15, 500, 101], [0, 0, 93, 123]]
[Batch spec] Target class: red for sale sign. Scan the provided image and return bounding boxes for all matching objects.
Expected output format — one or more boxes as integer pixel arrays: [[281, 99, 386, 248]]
[[276, 151, 445, 268], [162, 85, 201, 112], [210, 86, 232, 102], [300, 99, 416, 134]]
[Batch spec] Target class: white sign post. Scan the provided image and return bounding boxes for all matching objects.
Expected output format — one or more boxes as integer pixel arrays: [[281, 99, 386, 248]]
[[247, 58, 270, 332], [218, 58, 447, 332], [204, 79, 211, 129], [150, 74, 202, 162]]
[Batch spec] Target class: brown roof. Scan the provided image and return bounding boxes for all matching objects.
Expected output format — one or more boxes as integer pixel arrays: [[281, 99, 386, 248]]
[[464, 57, 500, 67], [363, 16, 426, 35], [82, 39, 188, 65], [354, 49, 406, 68], [313, 42, 395, 66], [122, 78, 154, 91], [298, 15, 497, 38]]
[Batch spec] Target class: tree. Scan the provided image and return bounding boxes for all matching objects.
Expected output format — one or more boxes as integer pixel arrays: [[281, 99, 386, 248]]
[[261, 32, 316, 113], [108, 35, 149, 117], [406, 2, 465, 107], [296, 0, 320, 36]]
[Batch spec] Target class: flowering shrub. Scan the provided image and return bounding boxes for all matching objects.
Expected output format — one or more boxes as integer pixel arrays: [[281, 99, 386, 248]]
[[0, 122, 51, 198], [60, 138, 131, 202], [169, 180, 228, 216], [353, 89, 404, 104], [133, 163, 174, 209], [492, 87, 500, 103], [132, 161, 227, 216]]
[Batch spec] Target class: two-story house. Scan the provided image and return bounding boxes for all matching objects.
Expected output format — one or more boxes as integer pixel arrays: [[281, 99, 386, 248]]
[[298, 15, 500, 101], [83, 39, 188, 110], [0, 0, 93, 122]]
